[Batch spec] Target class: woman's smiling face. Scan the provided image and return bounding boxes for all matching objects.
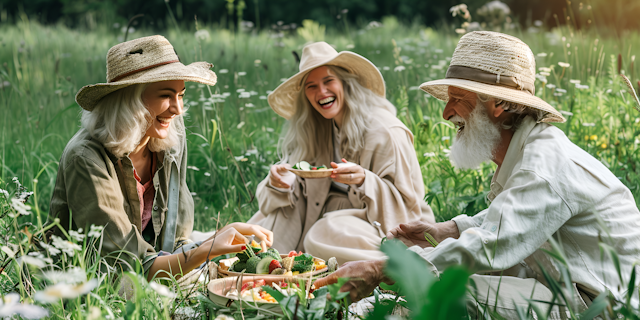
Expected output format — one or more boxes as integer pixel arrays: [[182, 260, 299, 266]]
[[304, 66, 346, 125], [142, 80, 185, 139]]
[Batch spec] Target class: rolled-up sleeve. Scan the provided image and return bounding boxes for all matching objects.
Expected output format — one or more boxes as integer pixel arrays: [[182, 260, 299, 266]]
[[416, 169, 573, 274]]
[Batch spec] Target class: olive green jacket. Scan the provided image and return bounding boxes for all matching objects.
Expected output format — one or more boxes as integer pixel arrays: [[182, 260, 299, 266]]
[[48, 118, 194, 275]]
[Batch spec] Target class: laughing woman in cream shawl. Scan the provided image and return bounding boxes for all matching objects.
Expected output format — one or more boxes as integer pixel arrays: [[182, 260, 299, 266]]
[[248, 42, 434, 263]]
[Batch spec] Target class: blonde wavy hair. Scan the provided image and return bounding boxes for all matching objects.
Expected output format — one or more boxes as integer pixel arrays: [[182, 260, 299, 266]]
[[80, 83, 182, 158], [278, 66, 396, 164]]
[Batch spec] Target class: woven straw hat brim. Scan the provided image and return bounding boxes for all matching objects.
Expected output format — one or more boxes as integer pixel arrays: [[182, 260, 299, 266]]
[[420, 79, 566, 123], [268, 51, 385, 120], [76, 61, 217, 111]]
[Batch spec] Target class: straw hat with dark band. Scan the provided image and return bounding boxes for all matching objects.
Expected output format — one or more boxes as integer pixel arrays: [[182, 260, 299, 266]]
[[76, 35, 217, 111], [268, 41, 385, 120], [420, 31, 565, 123]]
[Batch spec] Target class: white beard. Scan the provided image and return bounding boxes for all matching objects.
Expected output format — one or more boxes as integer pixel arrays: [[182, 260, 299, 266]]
[[449, 104, 502, 169]]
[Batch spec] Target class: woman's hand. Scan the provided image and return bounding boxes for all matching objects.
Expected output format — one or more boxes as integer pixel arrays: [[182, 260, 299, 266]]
[[223, 222, 274, 247], [269, 164, 294, 189], [330, 158, 365, 187], [203, 227, 247, 258]]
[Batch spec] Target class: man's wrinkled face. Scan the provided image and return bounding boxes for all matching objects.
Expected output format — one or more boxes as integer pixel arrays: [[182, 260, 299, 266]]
[[443, 87, 502, 169]]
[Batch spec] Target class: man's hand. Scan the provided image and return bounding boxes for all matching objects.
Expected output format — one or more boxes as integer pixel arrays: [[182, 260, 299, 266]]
[[386, 220, 460, 248], [313, 260, 391, 302]]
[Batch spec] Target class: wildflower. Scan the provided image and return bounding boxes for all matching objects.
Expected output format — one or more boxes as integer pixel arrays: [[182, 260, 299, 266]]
[[556, 88, 567, 93], [584, 135, 590, 141], [576, 84, 590, 90], [40, 242, 61, 256], [10, 198, 31, 216], [382, 66, 390, 71], [394, 66, 405, 72], [204, 172, 211, 177], [34, 279, 98, 303], [239, 92, 251, 98], [215, 315, 235, 320], [423, 152, 436, 157], [569, 79, 581, 84], [259, 95, 267, 100], [455, 28, 467, 34], [68, 229, 85, 242], [346, 44, 355, 49], [539, 67, 551, 73], [219, 69, 229, 74], [478, 1, 511, 15], [600, 143, 607, 149], [245, 103, 254, 107], [546, 84, 556, 89], [558, 62, 570, 68], [582, 123, 595, 127], [17, 255, 50, 269], [537, 53, 548, 59], [194, 29, 210, 41], [442, 136, 450, 143], [238, 72, 247, 76], [1, 246, 15, 258], [534, 20, 543, 27], [88, 225, 104, 238], [559, 110, 573, 116], [367, 21, 382, 29], [42, 267, 87, 284], [590, 135, 598, 141], [0, 189, 8, 198], [187, 166, 200, 171], [237, 122, 245, 129], [51, 235, 82, 256], [279, 78, 288, 82], [0, 293, 49, 319], [450, 4, 470, 20], [149, 282, 177, 299]]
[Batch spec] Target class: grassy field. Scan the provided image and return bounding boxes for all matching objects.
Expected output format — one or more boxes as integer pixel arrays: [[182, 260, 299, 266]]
[[2, 14, 640, 319]]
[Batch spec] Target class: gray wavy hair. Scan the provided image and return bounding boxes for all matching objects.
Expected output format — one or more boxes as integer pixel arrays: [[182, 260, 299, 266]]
[[477, 93, 546, 129], [80, 84, 182, 158], [278, 66, 396, 164]]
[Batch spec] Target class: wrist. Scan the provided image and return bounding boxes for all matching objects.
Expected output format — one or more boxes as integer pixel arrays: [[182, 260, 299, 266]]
[[374, 260, 394, 285], [440, 221, 460, 241]]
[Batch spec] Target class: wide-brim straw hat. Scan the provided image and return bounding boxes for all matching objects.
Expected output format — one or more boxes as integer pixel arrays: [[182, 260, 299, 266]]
[[420, 31, 565, 123], [268, 41, 385, 120], [76, 35, 217, 111]]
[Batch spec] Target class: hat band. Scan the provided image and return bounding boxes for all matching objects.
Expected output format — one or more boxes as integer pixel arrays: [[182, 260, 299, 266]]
[[445, 65, 535, 95], [108, 60, 180, 83]]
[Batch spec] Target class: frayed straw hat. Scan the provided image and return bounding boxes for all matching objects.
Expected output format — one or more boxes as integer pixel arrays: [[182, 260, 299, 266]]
[[268, 41, 385, 120], [76, 35, 217, 111], [420, 31, 565, 123]]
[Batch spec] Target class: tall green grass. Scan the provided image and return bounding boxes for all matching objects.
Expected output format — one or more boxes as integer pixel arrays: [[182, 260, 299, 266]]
[[4, 17, 640, 232], [3, 13, 640, 320]]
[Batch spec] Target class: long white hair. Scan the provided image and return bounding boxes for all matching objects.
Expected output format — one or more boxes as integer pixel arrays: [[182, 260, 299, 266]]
[[80, 84, 182, 158], [278, 66, 396, 164]]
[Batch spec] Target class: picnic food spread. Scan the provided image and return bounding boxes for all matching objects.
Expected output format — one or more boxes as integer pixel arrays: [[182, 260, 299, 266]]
[[224, 279, 315, 303], [227, 241, 326, 276]]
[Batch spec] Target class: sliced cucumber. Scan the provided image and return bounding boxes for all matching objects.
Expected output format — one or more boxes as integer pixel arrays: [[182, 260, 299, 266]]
[[256, 257, 274, 274], [295, 161, 311, 171]]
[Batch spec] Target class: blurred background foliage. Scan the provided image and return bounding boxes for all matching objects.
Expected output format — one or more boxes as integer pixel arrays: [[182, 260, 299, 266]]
[[2, 0, 640, 32]]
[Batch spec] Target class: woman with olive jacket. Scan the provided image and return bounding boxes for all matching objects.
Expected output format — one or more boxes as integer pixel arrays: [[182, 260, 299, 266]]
[[248, 42, 435, 264]]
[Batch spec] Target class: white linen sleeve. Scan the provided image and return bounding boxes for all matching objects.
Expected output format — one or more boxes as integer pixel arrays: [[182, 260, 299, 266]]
[[451, 209, 488, 233], [415, 169, 573, 273]]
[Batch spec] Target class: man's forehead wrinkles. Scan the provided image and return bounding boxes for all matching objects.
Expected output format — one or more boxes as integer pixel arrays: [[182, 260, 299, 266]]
[[449, 88, 476, 100]]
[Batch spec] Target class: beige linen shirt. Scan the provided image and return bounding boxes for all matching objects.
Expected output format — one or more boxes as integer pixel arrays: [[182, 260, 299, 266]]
[[48, 117, 194, 275], [409, 116, 640, 302], [251, 108, 435, 252]]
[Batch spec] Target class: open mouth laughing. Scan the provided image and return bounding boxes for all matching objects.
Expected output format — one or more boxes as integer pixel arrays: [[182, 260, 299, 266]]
[[156, 115, 175, 128], [318, 96, 336, 109]]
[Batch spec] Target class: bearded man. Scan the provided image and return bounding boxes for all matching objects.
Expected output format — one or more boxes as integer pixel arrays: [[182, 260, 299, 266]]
[[314, 31, 640, 318]]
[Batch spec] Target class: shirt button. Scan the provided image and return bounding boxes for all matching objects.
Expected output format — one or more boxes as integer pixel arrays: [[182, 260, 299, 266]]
[[153, 205, 159, 211], [315, 202, 320, 206]]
